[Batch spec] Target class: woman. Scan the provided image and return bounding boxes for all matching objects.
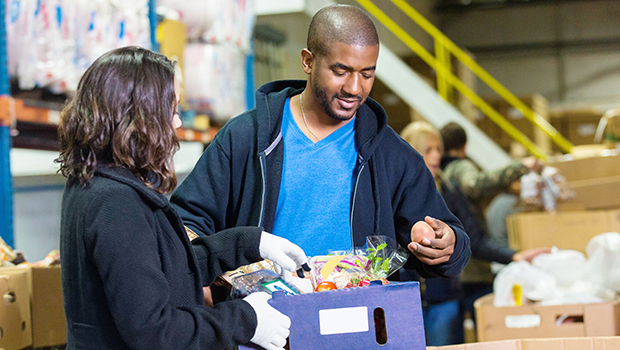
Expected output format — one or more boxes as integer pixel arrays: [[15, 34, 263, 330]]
[[400, 121, 547, 345], [57, 46, 306, 350]]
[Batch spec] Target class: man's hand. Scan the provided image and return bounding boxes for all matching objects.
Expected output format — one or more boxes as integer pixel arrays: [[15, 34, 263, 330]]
[[408, 216, 456, 265]]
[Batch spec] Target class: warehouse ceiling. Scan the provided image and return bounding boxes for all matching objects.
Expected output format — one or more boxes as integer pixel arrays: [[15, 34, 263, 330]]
[[435, 0, 602, 12]]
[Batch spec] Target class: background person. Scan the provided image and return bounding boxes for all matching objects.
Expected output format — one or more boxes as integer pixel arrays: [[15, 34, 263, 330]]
[[400, 121, 549, 345], [57, 46, 307, 350]]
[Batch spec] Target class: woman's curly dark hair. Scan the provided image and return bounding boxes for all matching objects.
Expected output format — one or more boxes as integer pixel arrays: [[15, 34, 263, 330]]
[[56, 46, 180, 194]]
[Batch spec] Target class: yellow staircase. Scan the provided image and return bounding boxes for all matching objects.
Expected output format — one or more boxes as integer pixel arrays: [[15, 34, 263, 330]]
[[355, 0, 574, 161]]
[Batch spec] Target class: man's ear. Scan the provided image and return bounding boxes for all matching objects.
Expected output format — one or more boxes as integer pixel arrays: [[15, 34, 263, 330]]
[[301, 48, 314, 75]]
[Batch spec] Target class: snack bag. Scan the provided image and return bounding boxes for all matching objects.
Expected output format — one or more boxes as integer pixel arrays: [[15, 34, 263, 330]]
[[309, 254, 372, 290], [230, 269, 302, 299]]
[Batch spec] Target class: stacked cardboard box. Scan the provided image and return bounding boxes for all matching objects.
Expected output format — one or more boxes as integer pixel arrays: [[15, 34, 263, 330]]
[[479, 94, 551, 156], [548, 153, 620, 211], [508, 153, 620, 251], [550, 108, 604, 148], [507, 208, 620, 253]]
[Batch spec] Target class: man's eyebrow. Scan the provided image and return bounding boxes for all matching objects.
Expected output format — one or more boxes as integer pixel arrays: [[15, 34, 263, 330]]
[[330, 62, 376, 71]]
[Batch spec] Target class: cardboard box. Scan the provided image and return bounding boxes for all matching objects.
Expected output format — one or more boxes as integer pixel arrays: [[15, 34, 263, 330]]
[[507, 209, 620, 253], [547, 153, 620, 210], [474, 294, 620, 342], [550, 108, 603, 146], [556, 175, 620, 211], [0, 268, 32, 350], [427, 336, 620, 350], [548, 153, 620, 183], [28, 266, 67, 348], [240, 282, 425, 350]]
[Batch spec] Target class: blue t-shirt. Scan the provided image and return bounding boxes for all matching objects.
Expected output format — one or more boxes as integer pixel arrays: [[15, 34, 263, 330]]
[[271, 97, 357, 257]]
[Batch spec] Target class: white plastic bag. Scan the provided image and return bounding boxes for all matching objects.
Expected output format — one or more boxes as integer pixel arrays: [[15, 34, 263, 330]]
[[584, 232, 620, 292], [493, 261, 558, 307], [531, 247, 586, 288]]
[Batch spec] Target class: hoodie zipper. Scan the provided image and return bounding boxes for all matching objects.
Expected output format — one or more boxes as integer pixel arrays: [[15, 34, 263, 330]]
[[350, 162, 365, 248], [258, 152, 267, 227]]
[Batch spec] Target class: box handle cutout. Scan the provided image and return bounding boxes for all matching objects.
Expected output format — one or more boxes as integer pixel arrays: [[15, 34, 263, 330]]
[[374, 307, 387, 345], [3, 291, 15, 303], [555, 314, 583, 326]]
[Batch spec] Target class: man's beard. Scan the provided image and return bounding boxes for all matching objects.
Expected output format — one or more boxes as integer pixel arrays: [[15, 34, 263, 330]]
[[312, 79, 360, 122]]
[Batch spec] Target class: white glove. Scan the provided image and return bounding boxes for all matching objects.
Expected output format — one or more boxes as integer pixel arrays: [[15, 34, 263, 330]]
[[259, 232, 309, 283], [244, 292, 290, 350]]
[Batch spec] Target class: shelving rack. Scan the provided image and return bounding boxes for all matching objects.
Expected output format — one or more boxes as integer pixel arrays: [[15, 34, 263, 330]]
[[1, 0, 14, 247]]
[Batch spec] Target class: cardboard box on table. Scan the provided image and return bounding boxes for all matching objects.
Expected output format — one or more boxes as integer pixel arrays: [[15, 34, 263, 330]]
[[547, 153, 620, 211], [474, 294, 620, 342], [427, 336, 620, 350], [507, 209, 620, 253], [0, 268, 32, 350], [240, 281, 426, 350]]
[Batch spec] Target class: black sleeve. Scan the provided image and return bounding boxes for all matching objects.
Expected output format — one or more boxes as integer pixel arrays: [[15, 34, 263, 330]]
[[443, 185, 515, 264], [191, 226, 263, 286]]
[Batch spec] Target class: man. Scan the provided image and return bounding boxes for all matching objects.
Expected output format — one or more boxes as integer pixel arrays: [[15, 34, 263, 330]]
[[171, 5, 470, 282], [440, 122, 542, 206]]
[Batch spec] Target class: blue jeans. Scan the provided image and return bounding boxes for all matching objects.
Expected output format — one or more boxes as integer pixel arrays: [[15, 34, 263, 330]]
[[423, 299, 463, 346]]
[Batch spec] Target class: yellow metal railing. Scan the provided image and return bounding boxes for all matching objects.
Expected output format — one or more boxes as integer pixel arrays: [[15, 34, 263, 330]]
[[355, 0, 574, 160]]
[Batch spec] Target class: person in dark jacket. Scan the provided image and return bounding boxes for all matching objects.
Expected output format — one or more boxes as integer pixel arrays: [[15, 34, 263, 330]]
[[171, 4, 471, 282], [57, 46, 309, 350], [400, 121, 549, 345]]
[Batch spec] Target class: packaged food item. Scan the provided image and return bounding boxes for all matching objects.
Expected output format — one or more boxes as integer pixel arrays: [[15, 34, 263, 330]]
[[309, 235, 409, 290], [230, 269, 301, 299], [309, 254, 371, 290]]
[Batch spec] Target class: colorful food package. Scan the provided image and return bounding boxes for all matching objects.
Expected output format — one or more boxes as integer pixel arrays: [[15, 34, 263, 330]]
[[230, 269, 301, 299], [309, 235, 409, 290]]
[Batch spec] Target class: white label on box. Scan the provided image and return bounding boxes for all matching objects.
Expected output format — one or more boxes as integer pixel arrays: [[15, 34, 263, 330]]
[[319, 306, 369, 335], [505, 314, 541, 328]]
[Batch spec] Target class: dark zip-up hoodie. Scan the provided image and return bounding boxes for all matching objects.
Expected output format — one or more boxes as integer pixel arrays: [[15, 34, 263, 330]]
[[171, 80, 470, 278]]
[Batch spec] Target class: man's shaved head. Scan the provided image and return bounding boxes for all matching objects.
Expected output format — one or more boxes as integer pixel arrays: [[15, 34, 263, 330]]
[[307, 4, 379, 58]]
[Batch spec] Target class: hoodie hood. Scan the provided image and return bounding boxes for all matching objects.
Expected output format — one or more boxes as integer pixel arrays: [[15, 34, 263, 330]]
[[254, 80, 390, 161]]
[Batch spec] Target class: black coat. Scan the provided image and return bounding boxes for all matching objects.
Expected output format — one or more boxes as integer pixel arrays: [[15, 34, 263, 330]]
[[60, 166, 264, 350]]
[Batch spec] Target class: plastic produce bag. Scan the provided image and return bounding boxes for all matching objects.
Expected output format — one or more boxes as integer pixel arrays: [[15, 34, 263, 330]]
[[365, 235, 409, 279], [584, 232, 620, 292], [493, 261, 558, 307], [309, 235, 409, 290], [309, 254, 371, 290]]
